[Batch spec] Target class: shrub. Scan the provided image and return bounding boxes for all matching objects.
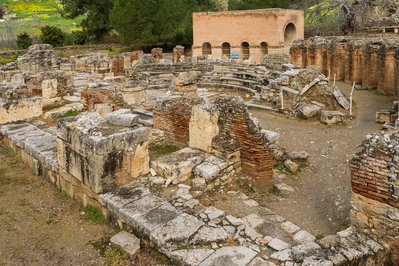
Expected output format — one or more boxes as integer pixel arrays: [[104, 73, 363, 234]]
[[16, 32, 32, 49], [40, 26, 65, 47], [71, 31, 87, 45]]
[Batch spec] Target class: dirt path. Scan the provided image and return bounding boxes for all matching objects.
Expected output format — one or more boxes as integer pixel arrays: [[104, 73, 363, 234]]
[[252, 82, 394, 237], [0, 142, 169, 266]]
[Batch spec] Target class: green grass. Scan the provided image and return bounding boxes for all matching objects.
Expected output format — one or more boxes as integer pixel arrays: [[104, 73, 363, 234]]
[[149, 143, 181, 158], [1, 0, 84, 46], [57, 109, 81, 119], [0, 54, 17, 65], [84, 205, 106, 224]]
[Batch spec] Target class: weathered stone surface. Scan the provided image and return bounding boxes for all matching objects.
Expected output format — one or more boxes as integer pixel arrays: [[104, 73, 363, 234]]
[[297, 103, 322, 119], [94, 103, 113, 117], [192, 177, 207, 190], [150, 213, 204, 248], [262, 130, 280, 143], [191, 226, 229, 244], [280, 221, 300, 234], [44, 103, 84, 119], [293, 230, 316, 244], [203, 206, 225, 224], [0, 98, 43, 124], [169, 249, 215, 266], [199, 246, 258, 266], [226, 215, 244, 226], [302, 256, 333, 266], [268, 238, 291, 251], [189, 104, 219, 152], [291, 242, 321, 261], [194, 156, 228, 181], [41, 79, 58, 99], [110, 231, 140, 258], [289, 151, 309, 161], [243, 214, 265, 228], [248, 257, 277, 266], [270, 249, 292, 262], [284, 160, 299, 173], [244, 224, 262, 240], [318, 235, 340, 248], [151, 148, 206, 185], [274, 183, 295, 194], [104, 109, 139, 127]]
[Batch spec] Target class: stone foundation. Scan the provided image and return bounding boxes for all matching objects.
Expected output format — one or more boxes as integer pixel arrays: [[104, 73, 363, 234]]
[[0, 97, 43, 124]]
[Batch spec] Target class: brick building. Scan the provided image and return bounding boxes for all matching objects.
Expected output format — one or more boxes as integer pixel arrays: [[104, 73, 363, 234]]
[[192, 8, 304, 63]]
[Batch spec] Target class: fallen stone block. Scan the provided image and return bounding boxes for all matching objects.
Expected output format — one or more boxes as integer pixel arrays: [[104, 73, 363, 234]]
[[320, 111, 344, 125], [262, 129, 280, 143], [284, 160, 299, 173], [191, 226, 229, 244], [151, 148, 206, 185], [297, 103, 322, 119], [289, 151, 309, 161], [110, 231, 140, 259], [268, 238, 291, 251], [291, 242, 321, 261], [104, 109, 139, 127]]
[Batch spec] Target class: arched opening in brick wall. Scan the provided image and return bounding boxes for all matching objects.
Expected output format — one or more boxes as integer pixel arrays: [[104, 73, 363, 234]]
[[222, 42, 231, 58], [284, 23, 297, 44], [202, 42, 212, 56], [260, 42, 268, 55], [241, 42, 250, 60]]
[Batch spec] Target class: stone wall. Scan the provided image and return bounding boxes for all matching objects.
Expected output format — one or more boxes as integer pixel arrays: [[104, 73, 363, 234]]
[[350, 131, 399, 241], [0, 98, 43, 124], [290, 37, 399, 95], [57, 112, 150, 194], [153, 97, 203, 143], [154, 96, 274, 185]]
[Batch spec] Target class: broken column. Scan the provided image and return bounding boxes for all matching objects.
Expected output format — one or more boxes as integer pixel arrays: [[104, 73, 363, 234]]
[[350, 132, 399, 241], [151, 48, 163, 60], [290, 40, 307, 68], [173, 45, 185, 64]]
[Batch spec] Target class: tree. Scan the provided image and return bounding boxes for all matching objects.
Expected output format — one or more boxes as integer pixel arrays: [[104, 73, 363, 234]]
[[16, 32, 32, 49], [229, 0, 294, 10], [40, 26, 65, 47], [61, 0, 113, 41], [110, 0, 203, 47]]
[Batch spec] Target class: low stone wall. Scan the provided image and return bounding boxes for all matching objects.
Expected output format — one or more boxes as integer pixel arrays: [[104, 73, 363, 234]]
[[57, 112, 151, 194], [154, 96, 274, 185], [290, 36, 399, 95], [350, 131, 399, 241], [0, 97, 43, 124]]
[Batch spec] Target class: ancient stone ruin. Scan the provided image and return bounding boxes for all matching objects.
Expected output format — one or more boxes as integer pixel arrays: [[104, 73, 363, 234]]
[[1, 41, 399, 265], [290, 36, 399, 95]]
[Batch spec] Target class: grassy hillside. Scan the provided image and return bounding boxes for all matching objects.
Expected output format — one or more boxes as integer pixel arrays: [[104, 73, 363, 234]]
[[0, 0, 84, 48]]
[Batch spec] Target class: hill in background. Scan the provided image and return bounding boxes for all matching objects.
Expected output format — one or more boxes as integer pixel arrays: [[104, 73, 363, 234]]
[[0, 0, 84, 48]]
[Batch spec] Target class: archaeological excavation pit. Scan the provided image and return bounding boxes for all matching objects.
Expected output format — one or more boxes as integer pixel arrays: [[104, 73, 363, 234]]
[[1, 31, 399, 265]]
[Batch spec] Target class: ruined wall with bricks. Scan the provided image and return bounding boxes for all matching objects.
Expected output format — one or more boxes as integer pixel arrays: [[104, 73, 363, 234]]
[[154, 96, 274, 185], [153, 97, 203, 143], [350, 132, 399, 241], [290, 36, 399, 96], [192, 8, 304, 62]]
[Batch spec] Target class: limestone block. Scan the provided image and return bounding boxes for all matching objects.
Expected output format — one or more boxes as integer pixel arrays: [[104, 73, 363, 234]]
[[189, 105, 219, 152], [120, 86, 146, 106], [0, 97, 43, 125], [297, 103, 322, 119], [93, 103, 112, 117], [57, 113, 151, 193], [130, 141, 150, 178], [150, 148, 206, 184], [104, 110, 139, 127], [42, 79, 58, 99], [262, 129, 280, 143], [110, 231, 140, 258]]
